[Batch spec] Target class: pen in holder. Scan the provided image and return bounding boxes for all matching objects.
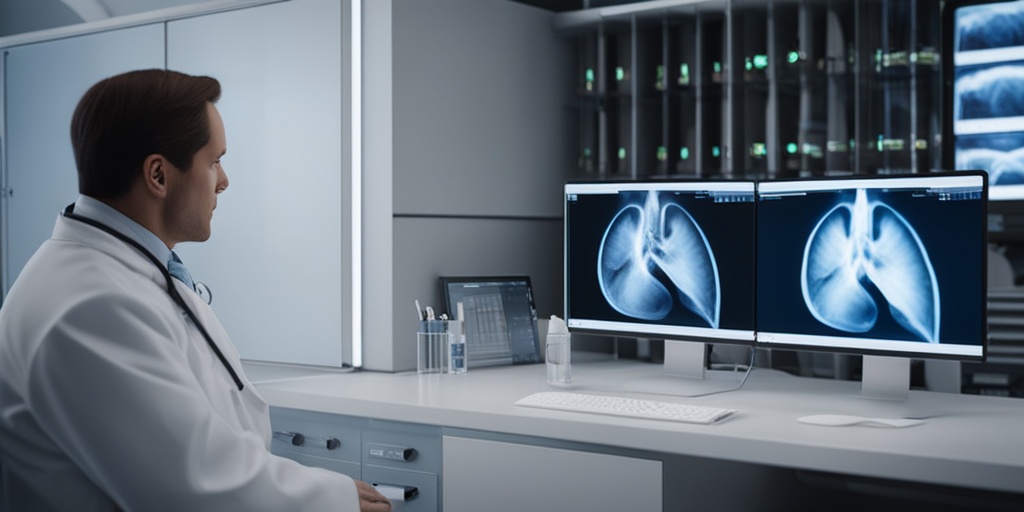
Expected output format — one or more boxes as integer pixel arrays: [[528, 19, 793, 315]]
[[417, 319, 449, 374]]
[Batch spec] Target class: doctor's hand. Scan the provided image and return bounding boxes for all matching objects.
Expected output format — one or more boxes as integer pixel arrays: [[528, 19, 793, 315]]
[[355, 480, 392, 512]]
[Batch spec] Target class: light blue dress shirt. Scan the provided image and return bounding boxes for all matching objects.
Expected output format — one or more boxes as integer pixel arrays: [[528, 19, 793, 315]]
[[73, 195, 174, 273]]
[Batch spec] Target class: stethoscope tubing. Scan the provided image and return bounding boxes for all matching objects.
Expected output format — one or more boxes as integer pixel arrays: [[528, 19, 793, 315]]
[[61, 204, 244, 391]]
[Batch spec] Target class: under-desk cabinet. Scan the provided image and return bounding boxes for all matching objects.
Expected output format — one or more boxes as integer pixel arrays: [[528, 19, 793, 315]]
[[270, 408, 441, 512], [442, 435, 661, 512]]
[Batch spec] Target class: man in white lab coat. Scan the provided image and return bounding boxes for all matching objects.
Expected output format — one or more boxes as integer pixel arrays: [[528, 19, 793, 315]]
[[0, 69, 391, 512]]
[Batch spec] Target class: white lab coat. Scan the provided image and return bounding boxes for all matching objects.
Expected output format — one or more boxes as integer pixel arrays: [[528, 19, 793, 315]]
[[0, 213, 359, 511]]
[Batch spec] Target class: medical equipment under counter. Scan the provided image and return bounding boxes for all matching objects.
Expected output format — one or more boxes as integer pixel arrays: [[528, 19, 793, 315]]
[[270, 407, 439, 511]]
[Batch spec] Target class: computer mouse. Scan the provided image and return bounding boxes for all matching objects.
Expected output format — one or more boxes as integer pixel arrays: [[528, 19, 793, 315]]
[[797, 414, 924, 428]]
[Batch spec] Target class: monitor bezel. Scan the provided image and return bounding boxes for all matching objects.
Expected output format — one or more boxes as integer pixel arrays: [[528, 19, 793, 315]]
[[563, 179, 758, 346], [754, 171, 989, 362]]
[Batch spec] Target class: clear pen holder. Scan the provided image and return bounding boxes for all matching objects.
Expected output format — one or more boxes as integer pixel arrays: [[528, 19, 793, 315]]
[[417, 320, 449, 374]]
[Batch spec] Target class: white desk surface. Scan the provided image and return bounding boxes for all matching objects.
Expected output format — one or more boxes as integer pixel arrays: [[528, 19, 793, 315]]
[[246, 359, 1024, 495]]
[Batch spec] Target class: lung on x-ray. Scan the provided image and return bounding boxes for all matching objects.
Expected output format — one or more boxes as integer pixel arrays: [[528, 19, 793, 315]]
[[800, 189, 939, 343], [597, 191, 720, 328]]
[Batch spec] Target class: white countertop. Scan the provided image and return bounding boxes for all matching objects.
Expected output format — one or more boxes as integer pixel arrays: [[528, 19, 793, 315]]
[[246, 359, 1024, 495]]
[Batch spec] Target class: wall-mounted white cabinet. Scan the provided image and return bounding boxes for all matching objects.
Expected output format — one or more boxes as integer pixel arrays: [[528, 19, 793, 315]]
[[2, 0, 353, 368], [166, 0, 350, 367], [2, 24, 165, 291]]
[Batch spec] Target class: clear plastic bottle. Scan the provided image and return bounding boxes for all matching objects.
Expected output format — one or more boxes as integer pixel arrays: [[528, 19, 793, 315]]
[[546, 315, 571, 387], [447, 318, 467, 374]]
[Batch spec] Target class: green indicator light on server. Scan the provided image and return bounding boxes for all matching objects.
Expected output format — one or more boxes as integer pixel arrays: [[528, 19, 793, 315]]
[[753, 54, 768, 70], [712, 146, 721, 158], [618, 147, 627, 160], [657, 146, 667, 161], [713, 61, 722, 73], [787, 51, 800, 64], [616, 67, 625, 81], [786, 142, 798, 154], [680, 147, 690, 160]]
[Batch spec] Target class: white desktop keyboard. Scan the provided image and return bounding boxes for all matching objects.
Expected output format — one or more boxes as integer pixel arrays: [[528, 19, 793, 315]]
[[514, 391, 737, 425]]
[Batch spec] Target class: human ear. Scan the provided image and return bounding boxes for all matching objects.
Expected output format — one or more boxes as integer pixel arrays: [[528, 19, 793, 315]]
[[143, 154, 169, 198]]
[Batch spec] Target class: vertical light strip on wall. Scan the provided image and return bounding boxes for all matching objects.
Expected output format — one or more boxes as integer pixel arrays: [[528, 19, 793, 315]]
[[350, 0, 363, 368]]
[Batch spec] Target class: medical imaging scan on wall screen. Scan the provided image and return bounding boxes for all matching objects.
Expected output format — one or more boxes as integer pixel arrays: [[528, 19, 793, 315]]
[[756, 173, 988, 361], [945, 0, 1024, 200], [564, 181, 756, 344]]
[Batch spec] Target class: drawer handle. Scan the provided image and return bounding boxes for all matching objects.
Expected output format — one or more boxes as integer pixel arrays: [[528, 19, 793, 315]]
[[372, 484, 419, 502], [273, 431, 306, 446], [367, 443, 417, 462]]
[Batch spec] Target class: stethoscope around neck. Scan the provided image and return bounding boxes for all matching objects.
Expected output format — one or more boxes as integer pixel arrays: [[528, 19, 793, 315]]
[[61, 204, 244, 391]]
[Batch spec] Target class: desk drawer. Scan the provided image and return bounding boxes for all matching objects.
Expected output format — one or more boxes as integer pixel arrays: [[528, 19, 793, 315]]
[[270, 407, 362, 464], [363, 419, 440, 474], [363, 466, 437, 512], [280, 452, 361, 481]]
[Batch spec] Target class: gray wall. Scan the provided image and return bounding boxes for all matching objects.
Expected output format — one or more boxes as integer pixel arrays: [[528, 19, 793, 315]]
[[363, 0, 572, 371]]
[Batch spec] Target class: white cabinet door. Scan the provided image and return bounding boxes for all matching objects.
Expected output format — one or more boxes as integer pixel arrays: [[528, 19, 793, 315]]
[[166, 0, 349, 366], [3, 24, 165, 292], [443, 436, 662, 512]]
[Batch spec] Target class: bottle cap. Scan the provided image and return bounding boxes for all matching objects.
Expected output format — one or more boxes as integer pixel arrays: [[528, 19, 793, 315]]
[[548, 315, 568, 335]]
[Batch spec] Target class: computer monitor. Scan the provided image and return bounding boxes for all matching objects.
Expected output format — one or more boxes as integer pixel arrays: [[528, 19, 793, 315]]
[[943, 0, 1024, 239], [756, 173, 988, 400], [564, 180, 756, 396]]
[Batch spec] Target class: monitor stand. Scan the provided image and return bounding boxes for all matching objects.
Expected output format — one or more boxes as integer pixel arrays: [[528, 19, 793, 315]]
[[623, 340, 748, 397], [860, 355, 911, 401]]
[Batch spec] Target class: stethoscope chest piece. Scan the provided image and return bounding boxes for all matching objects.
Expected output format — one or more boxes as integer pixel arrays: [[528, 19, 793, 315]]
[[195, 282, 213, 305]]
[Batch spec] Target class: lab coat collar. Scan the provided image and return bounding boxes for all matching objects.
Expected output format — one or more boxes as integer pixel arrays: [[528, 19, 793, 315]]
[[51, 210, 166, 288], [72, 195, 173, 269]]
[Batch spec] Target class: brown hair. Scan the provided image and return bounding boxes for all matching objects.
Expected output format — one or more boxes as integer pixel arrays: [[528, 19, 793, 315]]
[[70, 69, 221, 199]]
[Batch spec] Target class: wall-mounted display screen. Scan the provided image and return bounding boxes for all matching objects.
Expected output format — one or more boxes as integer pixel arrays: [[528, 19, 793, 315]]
[[944, 0, 1024, 200]]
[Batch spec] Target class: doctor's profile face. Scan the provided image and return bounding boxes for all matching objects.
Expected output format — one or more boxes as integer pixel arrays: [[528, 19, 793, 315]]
[[163, 101, 229, 245]]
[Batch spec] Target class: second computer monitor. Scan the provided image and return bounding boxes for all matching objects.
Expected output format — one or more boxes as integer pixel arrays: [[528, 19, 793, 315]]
[[756, 173, 988, 361], [564, 180, 756, 344]]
